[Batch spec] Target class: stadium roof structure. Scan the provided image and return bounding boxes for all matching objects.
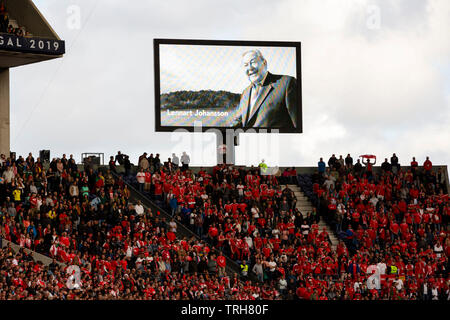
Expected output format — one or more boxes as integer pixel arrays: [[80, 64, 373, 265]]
[[0, 0, 65, 68], [0, 0, 65, 156]]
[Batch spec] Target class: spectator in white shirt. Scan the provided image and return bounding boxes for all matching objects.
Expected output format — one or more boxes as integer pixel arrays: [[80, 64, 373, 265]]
[[172, 153, 179, 167], [244, 235, 253, 249], [2, 166, 14, 183], [393, 278, 404, 291], [136, 169, 145, 193], [236, 183, 245, 199], [434, 241, 444, 258], [279, 276, 288, 293], [135, 201, 144, 216], [169, 219, 177, 233], [29, 182, 38, 195], [180, 152, 190, 171], [431, 286, 439, 300]]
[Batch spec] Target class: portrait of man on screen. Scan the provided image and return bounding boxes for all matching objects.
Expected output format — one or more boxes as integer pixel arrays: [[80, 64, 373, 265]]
[[233, 49, 298, 129]]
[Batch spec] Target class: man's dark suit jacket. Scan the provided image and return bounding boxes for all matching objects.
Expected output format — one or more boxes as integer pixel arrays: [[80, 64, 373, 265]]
[[234, 72, 298, 129]]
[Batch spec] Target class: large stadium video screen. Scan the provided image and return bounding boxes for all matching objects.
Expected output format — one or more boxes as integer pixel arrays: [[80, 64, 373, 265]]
[[154, 39, 302, 133]]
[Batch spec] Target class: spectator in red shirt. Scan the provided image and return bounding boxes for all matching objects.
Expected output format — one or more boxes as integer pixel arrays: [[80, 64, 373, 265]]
[[410, 157, 418, 175], [423, 157, 432, 175]]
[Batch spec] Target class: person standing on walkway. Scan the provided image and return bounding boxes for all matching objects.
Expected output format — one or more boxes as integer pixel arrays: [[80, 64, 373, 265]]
[[181, 152, 190, 172]]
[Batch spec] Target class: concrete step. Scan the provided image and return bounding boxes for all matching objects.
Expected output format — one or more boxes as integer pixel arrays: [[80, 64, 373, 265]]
[[297, 206, 312, 210], [297, 206, 313, 210], [296, 204, 312, 208], [287, 186, 340, 250], [328, 233, 338, 238], [282, 186, 299, 191], [297, 212, 313, 216], [296, 200, 311, 204], [293, 191, 308, 196], [296, 210, 314, 214]]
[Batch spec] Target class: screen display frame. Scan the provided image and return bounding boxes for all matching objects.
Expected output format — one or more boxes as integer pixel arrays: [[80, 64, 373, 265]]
[[154, 38, 302, 133]]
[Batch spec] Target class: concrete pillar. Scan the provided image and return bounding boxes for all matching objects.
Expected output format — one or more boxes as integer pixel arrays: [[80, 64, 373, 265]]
[[215, 130, 236, 165], [225, 130, 236, 165], [0, 68, 10, 158]]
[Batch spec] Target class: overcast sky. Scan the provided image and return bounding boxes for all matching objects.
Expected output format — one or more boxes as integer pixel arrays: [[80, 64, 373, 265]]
[[8, 0, 450, 168]]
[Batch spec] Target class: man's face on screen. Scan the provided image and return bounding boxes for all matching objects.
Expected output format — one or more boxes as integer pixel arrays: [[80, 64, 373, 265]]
[[242, 51, 267, 85]]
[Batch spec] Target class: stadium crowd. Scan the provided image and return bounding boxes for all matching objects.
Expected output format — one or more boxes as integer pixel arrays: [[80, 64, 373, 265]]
[[0, 152, 278, 300], [312, 154, 449, 299], [129, 151, 449, 300], [0, 150, 449, 300]]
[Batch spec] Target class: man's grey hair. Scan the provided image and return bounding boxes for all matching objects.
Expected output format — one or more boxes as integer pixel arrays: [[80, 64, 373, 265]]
[[242, 49, 266, 62]]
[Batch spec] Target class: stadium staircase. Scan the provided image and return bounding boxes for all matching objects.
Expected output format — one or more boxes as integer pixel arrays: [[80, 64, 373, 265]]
[[284, 184, 339, 250]]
